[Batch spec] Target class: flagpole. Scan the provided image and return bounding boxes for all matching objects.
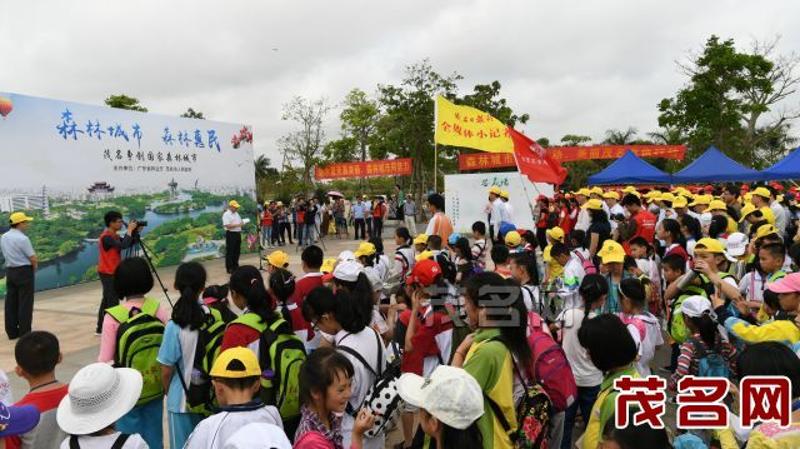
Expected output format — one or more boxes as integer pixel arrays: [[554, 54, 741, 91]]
[[434, 143, 438, 193], [511, 150, 539, 219]]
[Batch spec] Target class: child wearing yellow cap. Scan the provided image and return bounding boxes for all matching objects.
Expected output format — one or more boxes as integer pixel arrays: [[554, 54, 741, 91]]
[[184, 348, 283, 449], [542, 227, 566, 286]]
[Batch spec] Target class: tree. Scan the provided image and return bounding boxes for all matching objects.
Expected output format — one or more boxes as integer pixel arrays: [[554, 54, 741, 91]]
[[181, 108, 205, 119], [277, 96, 331, 187], [254, 154, 278, 180], [339, 88, 381, 162], [371, 60, 461, 197], [559, 134, 592, 146], [658, 35, 800, 167], [458, 81, 530, 127], [104, 94, 148, 112], [603, 127, 638, 145], [536, 137, 551, 147], [322, 137, 358, 162]]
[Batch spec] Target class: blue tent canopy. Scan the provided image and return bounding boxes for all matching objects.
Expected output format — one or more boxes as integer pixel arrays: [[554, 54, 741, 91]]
[[588, 150, 672, 185], [672, 146, 761, 183], [759, 147, 800, 181]]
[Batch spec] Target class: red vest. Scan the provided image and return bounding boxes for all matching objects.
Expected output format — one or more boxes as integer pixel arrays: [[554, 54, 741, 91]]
[[97, 229, 121, 275], [632, 209, 657, 244]]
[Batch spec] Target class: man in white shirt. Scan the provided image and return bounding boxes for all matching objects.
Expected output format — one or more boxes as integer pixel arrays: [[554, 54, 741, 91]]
[[500, 190, 514, 223], [574, 188, 591, 232], [488, 186, 506, 243], [222, 200, 244, 274]]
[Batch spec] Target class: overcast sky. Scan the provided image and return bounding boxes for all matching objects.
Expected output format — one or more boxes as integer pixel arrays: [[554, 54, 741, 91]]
[[2, 0, 799, 165]]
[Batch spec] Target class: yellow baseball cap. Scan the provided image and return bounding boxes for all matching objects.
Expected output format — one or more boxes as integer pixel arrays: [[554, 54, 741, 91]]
[[266, 250, 289, 268], [321, 257, 337, 274], [8, 212, 33, 225], [415, 250, 435, 262], [644, 190, 662, 199], [575, 188, 591, 197], [590, 186, 604, 196], [598, 240, 625, 264], [622, 186, 638, 194], [707, 200, 727, 212], [603, 191, 620, 200], [546, 226, 565, 242], [413, 233, 429, 245], [659, 192, 676, 203], [672, 196, 688, 209], [354, 242, 376, 258], [689, 195, 711, 207], [695, 238, 725, 254], [488, 186, 502, 196], [500, 190, 509, 199], [581, 199, 603, 210], [210, 348, 262, 378], [229, 200, 241, 209], [755, 224, 780, 241], [739, 203, 757, 222], [504, 231, 522, 247], [752, 187, 772, 199]]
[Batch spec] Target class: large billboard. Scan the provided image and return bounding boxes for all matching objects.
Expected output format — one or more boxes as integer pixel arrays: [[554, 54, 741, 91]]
[[0, 92, 257, 294]]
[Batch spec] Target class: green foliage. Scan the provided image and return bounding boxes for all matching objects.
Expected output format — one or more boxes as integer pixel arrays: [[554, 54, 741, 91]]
[[458, 81, 530, 127], [323, 137, 359, 162], [278, 96, 331, 187], [180, 108, 205, 119], [82, 265, 100, 282], [104, 94, 148, 112], [658, 35, 798, 167], [560, 134, 592, 145]]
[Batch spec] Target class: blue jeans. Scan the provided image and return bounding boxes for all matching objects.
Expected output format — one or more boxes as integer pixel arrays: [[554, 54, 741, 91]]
[[261, 227, 272, 247], [561, 385, 601, 449]]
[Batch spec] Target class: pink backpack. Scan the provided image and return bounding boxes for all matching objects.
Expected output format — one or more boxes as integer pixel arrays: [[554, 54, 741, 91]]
[[527, 312, 577, 412], [573, 250, 597, 275], [618, 313, 646, 341]]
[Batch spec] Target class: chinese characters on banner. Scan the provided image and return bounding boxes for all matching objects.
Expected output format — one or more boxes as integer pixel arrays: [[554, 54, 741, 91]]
[[614, 375, 791, 429], [547, 145, 686, 162], [314, 158, 413, 180], [434, 96, 514, 154], [458, 152, 516, 171]]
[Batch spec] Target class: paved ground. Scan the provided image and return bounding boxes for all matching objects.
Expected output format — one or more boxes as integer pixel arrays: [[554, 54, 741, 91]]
[[0, 232, 401, 399]]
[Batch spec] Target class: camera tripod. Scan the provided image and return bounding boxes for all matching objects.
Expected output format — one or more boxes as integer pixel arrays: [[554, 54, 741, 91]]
[[125, 231, 173, 307]]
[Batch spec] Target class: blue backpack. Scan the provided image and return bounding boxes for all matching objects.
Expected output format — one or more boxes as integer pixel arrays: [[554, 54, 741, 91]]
[[691, 338, 731, 379]]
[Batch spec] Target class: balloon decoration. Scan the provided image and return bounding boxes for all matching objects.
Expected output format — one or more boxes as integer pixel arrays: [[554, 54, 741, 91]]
[[0, 96, 12, 118]]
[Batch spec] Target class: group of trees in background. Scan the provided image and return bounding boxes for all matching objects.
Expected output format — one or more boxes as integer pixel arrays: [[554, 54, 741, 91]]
[[106, 34, 800, 196]]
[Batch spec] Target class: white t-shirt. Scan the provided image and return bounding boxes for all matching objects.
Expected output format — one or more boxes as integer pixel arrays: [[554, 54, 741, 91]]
[[574, 208, 591, 232], [557, 308, 603, 387], [620, 312, 663, 377], [739, 271, 769, 303], [335, 328, 386, 449], [521, 284, 542, 314], [222, 210, 243, 232], [503, 201, 514, 221], [490, 198, 505, 226], [60, 433, 148, 449], [184, 405, 282, 449]]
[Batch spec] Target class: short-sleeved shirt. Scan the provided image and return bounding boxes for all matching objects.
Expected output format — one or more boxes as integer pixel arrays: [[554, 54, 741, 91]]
[[7, 385, 69, 449], [222, 210, 243, 232], [351, 203, 365, 219], [1, 228, 35, 267], [156, 320, 198, 413], [463, 328, 516, 449], [586, 220, 612, 250], [184, 404, 282, 449]]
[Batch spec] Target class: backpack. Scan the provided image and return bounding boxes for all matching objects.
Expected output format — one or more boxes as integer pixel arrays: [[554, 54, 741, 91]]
[[690, 337, 731, 379], [668, 286, 706, 344], [618, 314, 646, 342], [174, 307, 230, 416], [572, 249, 597, 275], [485, 337, 552, 449], [435, 252, 457, 284], [233, 313, 307, 421], [527, 312, 577, 412], [337, 329, 401, 438], [69, 434, 129, 449], [107, 298, 165, 406]]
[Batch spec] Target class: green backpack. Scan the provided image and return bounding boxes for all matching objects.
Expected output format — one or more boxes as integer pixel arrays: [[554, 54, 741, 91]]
[[232, 313, 306, 421], [175, 307, 229, 416], [107, 298, 165, 406], [668, 286, 706, 344]]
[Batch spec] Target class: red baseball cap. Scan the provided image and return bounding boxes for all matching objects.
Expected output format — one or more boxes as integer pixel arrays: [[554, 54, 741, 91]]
[[771, 183, 785, 192], [740, 185, 750, 192], [408, 259, 442, 287], [704, 185, 714, 193]]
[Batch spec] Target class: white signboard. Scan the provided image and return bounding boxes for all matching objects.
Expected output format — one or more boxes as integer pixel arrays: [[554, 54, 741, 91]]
[[444, 172, 554, 233]]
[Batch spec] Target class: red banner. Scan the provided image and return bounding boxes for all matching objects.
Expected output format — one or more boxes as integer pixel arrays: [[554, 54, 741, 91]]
[[547, 145, 686, 162], [314, 158, 413, 180], [509, 127, 568, 185], [458, 152, 516, 171]]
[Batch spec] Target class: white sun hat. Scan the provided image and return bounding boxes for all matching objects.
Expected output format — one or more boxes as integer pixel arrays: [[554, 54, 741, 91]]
[[397, 365, 484, 430], [57, 363, 143, 435]]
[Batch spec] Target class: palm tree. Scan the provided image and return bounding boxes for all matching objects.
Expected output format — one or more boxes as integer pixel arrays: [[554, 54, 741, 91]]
[[647, 127, 687, 145], [254, 155, 272, 181], [603, 127, 639, 145]]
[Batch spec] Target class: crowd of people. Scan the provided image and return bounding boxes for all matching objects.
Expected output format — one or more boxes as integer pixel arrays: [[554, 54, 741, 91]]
[[4, 181, 800, 449]]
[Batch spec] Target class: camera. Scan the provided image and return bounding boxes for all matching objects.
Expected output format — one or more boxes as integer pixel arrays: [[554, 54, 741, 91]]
[[123, 220, 148, 231]]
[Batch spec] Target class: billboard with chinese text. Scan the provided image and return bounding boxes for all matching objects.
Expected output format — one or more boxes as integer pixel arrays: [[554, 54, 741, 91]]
[[0, 92, 257, 294], [444, 172, 553, 233]]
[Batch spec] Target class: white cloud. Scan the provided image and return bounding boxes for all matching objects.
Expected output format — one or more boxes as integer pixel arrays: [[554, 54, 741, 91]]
[[2, 0, 798, 165]]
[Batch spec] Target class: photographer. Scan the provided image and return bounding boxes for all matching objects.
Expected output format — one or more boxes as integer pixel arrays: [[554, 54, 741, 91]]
[[96, 211, 137, 334]]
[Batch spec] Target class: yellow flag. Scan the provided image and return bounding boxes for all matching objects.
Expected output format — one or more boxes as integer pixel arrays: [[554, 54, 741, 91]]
[[434, 96, 513, 153]]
